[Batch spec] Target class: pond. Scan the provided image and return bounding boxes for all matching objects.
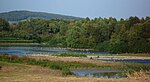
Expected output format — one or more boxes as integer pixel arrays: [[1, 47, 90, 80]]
[[0, 46, 110, 55], [71, 70, 124, 78], [97, 58, 150, 64]]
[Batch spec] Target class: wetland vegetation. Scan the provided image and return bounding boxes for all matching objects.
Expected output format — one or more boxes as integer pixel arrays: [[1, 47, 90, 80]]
[[0, 54, 150, 78]]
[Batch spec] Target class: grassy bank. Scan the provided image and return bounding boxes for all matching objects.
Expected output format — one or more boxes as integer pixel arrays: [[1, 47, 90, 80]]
[[0, 55, 120, 76], [87, 53, 150, 57], [1, 62, 150, 82], [1, 54, 150, 82], [0, 62, 63, 81], [87, 53, 150, 60], [1, 54, 150, 76]]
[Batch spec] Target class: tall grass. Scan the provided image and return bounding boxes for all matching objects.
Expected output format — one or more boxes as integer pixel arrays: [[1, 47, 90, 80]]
[[123, 63, 150, 74], [118, 62, 150, 78]]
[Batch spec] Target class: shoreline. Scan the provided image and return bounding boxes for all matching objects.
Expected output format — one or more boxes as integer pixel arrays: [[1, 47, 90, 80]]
[[31, 54, 150, 60], [88, 56, 150, 60], [0, 44, 93, 51]]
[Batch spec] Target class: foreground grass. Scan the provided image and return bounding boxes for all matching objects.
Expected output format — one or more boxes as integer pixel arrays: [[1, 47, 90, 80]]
[[1, 54, 150, 75], [0, 55, 123, 76], [0, 62, 150, 82], [0, 62, 63, 81]]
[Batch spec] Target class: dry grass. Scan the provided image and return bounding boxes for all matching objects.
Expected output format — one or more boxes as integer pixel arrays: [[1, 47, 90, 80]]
[[127, 71, 150, 80], [0, 62, 62, 82], [5, 76, 149, 82], [0, 62, 150, 82]]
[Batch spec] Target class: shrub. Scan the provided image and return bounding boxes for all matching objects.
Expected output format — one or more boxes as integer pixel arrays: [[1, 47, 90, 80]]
[[56, 53, 87, 57]]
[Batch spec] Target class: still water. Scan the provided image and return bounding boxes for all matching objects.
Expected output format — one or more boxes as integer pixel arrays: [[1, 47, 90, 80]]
[[1, 46, 150, 64], [0, 46, 109, 55], [71, 70, 124, 78]]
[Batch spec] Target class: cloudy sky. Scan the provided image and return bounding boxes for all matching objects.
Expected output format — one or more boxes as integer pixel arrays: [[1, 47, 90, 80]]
[[0, 0, 150, 19]]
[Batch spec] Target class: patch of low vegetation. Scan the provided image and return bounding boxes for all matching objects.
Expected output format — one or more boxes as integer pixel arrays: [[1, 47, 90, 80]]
[[126, 71, 150, 79], [118, 53, 150, 57], [0, 55, 69, 76], [0, 54, 108, 76], [115, 63, 150, 78], [123, 63, 150, 74], [53, 53, 87, 57], [0, 54, 150, 78]]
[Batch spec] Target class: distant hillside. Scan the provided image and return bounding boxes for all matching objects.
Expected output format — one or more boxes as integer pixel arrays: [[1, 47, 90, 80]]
[[0, 10, 82, 22]]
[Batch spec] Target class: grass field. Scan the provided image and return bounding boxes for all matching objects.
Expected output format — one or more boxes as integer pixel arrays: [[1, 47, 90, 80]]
[[0, 61, 150, 82], [0, 54, 150, 82]]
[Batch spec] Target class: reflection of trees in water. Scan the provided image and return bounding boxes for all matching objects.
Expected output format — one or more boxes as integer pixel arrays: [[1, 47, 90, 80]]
[[84, 72, 124, 78]]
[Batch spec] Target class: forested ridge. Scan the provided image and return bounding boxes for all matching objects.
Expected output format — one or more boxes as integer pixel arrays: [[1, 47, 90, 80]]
[[0, 10, 81, 21], [0, 16, 150, 53]]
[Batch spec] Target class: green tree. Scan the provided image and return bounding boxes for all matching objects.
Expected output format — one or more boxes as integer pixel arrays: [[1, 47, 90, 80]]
[[0, 18, 9, 31]]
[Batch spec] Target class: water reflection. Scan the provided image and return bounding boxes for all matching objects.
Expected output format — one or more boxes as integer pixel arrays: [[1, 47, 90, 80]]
[[71, 70, 124, 78], [0, 46, 110, 55]]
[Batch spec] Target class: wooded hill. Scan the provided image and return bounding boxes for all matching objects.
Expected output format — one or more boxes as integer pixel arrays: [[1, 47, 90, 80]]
[[0, 10, 82, 22]]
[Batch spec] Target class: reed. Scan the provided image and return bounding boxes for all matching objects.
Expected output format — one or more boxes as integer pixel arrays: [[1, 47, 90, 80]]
[[123, 63, 150, 74]]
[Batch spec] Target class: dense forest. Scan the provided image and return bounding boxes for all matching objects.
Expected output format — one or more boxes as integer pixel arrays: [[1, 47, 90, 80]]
[[0, 16, 150, 53], [0, 11, 81, 22]]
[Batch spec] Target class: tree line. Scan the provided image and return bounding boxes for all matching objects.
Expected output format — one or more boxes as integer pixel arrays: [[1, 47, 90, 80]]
[[0, 16, 150, 53]]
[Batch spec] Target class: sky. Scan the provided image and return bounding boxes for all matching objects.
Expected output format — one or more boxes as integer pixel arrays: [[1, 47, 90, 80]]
[[0, 0, 150, 19]]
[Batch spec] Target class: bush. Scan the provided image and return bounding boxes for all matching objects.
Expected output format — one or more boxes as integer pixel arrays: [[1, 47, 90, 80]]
[[62, 69, 73, 76], [57, 53, 87, 57]]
